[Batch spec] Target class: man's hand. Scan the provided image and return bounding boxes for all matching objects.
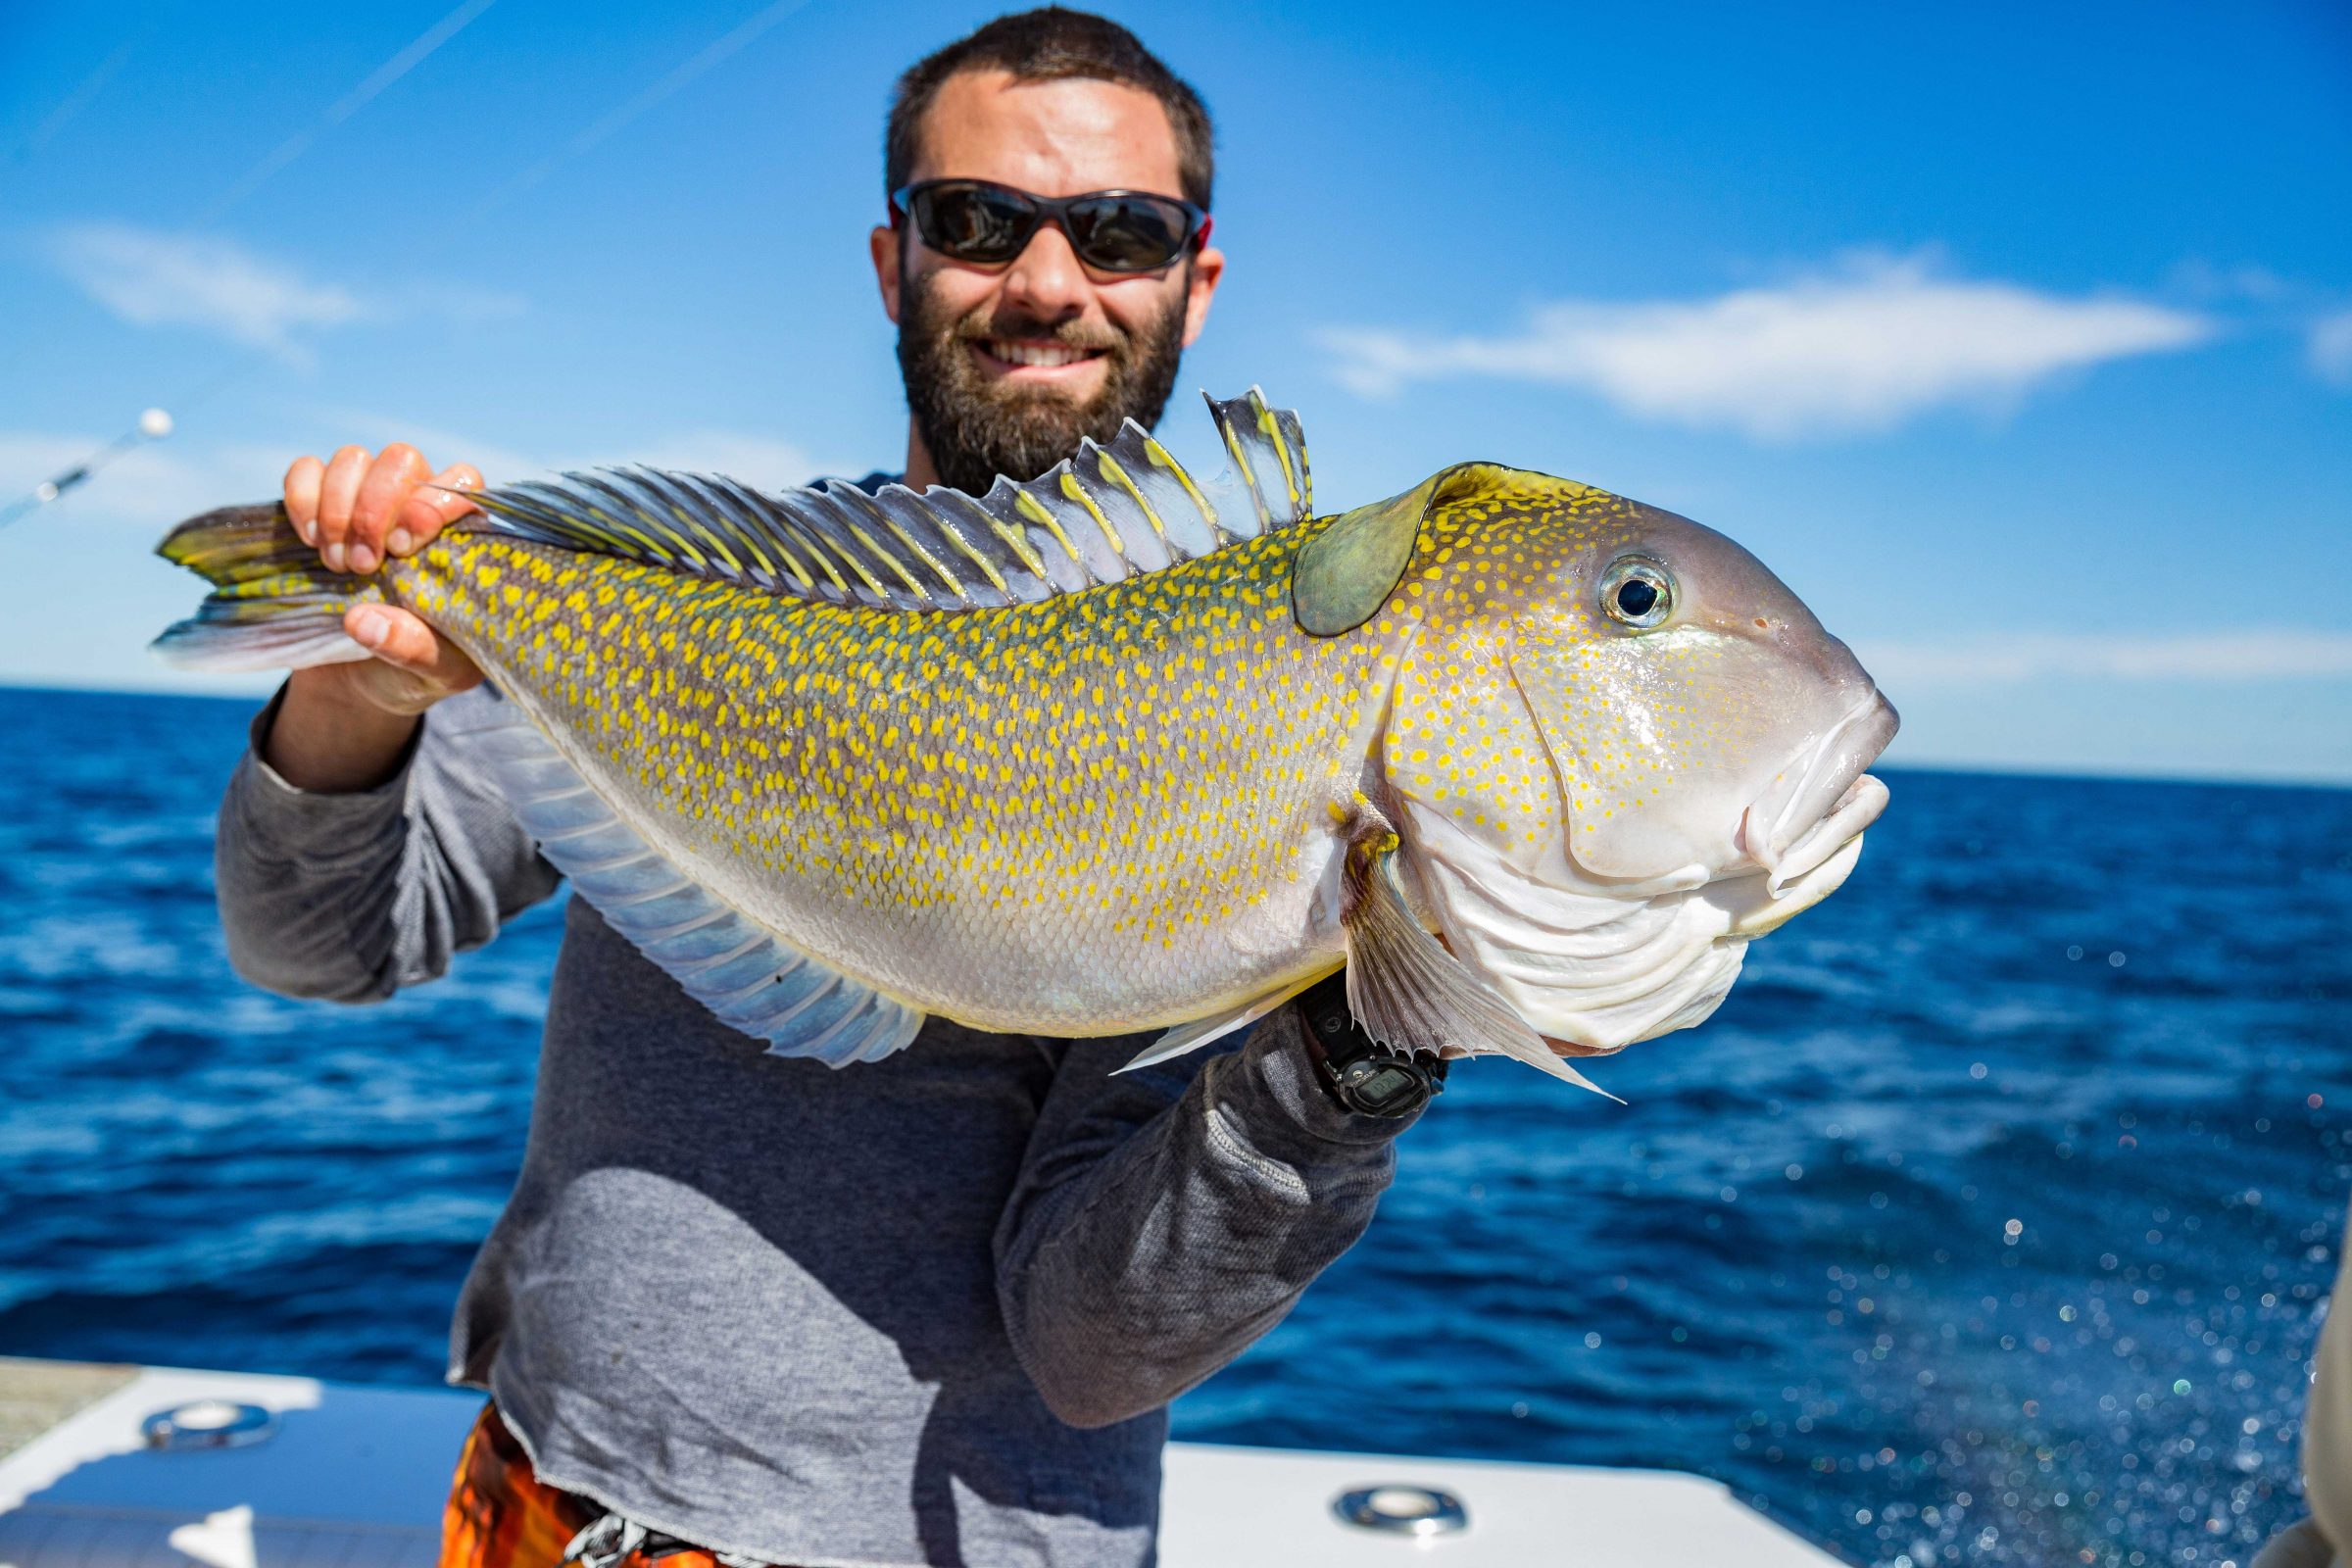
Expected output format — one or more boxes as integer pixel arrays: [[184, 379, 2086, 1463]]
[[265, 444, 486, 792]]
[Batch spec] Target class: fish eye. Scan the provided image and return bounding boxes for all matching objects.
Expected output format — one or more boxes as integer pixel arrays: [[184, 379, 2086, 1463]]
[[1598, 557, 1675, 630]]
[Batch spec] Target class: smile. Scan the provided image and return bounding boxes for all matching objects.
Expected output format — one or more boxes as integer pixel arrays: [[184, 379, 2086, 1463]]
[[974, 338, 1107, 370]]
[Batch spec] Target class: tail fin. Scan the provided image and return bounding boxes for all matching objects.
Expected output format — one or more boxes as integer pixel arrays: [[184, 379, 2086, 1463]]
[[151, 503, 383, 672]]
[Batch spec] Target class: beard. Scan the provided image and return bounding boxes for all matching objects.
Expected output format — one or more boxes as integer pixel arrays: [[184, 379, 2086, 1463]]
[[895, 269, 1189, 496]]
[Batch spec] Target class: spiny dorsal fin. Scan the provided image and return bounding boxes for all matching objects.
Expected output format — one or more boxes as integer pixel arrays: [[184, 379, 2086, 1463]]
[[1202, 386, 1310, 533], [464, 387, 1312, 612]]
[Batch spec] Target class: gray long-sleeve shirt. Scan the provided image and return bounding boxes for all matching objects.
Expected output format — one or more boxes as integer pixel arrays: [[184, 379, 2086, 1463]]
[[216, 685, 1410, 1568]]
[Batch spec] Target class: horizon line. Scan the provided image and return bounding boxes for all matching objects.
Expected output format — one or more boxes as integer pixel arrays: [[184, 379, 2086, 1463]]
[[8, 676, 2347, 796]]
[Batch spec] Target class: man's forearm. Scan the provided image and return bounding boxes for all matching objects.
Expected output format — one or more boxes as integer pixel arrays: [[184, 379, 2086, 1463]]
[[996, 1007, 1411, 1428], [264, 666, 422, 793], [217, 686, 561, 1003]]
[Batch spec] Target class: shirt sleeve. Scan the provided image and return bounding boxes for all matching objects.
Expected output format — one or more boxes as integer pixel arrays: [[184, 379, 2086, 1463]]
[[992, 1003, 1416, 1429], [214, 686, 564, 1003]]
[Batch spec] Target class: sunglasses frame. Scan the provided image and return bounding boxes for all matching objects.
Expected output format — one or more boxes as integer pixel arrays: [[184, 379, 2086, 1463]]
[[889, 178, 1211, 275]]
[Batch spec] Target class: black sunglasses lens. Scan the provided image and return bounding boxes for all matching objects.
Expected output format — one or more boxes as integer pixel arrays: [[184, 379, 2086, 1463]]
[[1064, 195, 1193, 271], [911, 184, 1036, 263]]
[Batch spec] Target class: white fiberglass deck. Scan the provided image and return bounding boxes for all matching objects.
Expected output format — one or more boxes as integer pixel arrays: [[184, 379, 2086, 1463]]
[[0, 1362, 1837, 1566]]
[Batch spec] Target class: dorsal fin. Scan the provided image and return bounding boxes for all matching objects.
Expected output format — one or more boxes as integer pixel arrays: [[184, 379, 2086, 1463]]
[[464, 387, 1312, 612], [1203, 386, 1310, 533]]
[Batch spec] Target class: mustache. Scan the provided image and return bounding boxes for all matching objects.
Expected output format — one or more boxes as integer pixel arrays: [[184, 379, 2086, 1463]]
[[896, 266, 1189, 494], [945, 311, 1125, 354]]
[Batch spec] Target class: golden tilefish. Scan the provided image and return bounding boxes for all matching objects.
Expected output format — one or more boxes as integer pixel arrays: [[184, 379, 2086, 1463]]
[[154, 390, 1896, 1089]]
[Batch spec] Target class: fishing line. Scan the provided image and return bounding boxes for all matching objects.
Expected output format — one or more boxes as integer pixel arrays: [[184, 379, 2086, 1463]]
[[466, 0, 815, 219], [0, 345, 276, 535], [192, 0, 502, 225], [0, 408, 174, 534], [6, 3, 501, 532], [1, 25, 153, 169], [11, 0, 814, 533]]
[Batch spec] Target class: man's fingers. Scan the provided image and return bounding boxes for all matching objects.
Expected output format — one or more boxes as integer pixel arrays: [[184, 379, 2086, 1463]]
[[346, 444, 431, 573], [348, 605, 438, 670], [345, 605, 483, 706], [281, 442, 481, 568], [283, 456, 325, 542], [315, 446, 369, 571], [389, 463, 484, 556]]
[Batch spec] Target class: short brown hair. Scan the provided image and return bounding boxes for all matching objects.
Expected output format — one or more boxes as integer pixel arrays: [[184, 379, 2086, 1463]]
[[886, 8, 1214, 210]]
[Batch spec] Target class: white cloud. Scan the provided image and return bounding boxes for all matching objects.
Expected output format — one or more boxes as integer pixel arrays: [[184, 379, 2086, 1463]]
[[41, 223, 525, 366], [1852, 630, 2352, 688], [47, 223, 369, 363], [1320, 252, 2214, 440], [2308, 309, 2352, 388]]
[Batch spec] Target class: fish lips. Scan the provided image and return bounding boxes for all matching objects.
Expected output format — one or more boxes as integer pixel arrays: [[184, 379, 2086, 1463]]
[[1740, 693, 1898, 896]]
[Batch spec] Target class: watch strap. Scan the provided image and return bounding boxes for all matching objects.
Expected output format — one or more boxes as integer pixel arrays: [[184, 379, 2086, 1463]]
[[1295, 969, 1446, 1118]]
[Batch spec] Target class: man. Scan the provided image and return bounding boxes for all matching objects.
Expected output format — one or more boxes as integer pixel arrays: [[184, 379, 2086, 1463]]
[[219, 12, 1419, 1568]]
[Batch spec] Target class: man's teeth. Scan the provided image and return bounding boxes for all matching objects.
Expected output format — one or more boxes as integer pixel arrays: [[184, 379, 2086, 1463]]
[[984, 340, 1100, 368]]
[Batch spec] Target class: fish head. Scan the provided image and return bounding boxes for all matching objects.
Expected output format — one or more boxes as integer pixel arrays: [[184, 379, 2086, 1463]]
[[1382, 466, 1897, 1054], [1504, 489, 1898, 892]]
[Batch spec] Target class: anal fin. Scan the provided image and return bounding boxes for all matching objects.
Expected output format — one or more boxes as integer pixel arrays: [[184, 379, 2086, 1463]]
[[1342, 808, 1620, 1101], [459, 690, 922, 1066]]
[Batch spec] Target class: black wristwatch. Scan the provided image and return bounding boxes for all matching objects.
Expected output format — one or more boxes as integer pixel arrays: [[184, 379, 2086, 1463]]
[[1295, 969, 1446, 1118]]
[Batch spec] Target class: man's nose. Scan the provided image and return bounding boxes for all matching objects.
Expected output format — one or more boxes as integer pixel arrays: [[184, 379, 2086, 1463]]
[[1000, 222, 1091, 321]]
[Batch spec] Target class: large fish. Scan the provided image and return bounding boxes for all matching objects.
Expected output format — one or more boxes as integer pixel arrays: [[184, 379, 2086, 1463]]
[[156, 391, 1895, 1088]]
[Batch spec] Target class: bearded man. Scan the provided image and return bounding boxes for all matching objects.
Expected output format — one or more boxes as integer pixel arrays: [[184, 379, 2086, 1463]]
[[215, 12, 1424, 1568]]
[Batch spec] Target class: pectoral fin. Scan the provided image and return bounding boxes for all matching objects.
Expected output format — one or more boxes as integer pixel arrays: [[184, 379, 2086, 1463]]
[[1342, 810, 1620, 1100], [1291, 471, 1446, 636]]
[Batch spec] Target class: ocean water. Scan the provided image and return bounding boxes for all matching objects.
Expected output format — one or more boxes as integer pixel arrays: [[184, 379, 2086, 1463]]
[[1, 684, 2346, 1568]]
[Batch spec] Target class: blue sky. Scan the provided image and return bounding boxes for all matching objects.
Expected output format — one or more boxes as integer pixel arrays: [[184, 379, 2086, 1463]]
[[3, 0, 2348, 781]]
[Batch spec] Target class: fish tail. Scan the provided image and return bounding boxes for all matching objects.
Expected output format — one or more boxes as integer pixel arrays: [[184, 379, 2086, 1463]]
[[150, 503, 385, 671]]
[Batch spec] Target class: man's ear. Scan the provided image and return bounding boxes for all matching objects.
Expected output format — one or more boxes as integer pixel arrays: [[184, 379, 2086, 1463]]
[[869, 224, 905, 324], [1179, 243, 1224, 347]]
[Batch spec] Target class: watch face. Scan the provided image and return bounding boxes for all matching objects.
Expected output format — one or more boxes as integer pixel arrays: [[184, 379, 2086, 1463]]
[[1342, 1059, 1429, 1117]]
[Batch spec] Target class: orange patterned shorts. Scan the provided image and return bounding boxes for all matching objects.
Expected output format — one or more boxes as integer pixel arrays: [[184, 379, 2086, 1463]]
[[439, 1402, 786, 1568]]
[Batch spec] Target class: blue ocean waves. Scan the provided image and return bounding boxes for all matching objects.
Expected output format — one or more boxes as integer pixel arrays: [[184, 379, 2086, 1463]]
[[1, 687, 2346, 1567]]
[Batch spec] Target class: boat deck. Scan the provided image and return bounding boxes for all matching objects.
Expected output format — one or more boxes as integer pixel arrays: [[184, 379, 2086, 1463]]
[[0, 1358, 1838, 1565]]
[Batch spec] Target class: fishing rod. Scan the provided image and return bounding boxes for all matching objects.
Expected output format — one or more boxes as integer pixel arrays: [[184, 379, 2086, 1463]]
[[12, 0, 815, 536], [0, 408, 173, 533], [3, 2, 502, 537]]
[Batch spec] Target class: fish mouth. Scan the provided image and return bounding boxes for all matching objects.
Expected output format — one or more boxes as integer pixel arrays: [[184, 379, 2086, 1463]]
[[1740, 693, 1898, 896]]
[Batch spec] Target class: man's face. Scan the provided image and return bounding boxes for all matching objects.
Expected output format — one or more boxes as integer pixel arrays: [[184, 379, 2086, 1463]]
[[869, 69, 1225, 494]]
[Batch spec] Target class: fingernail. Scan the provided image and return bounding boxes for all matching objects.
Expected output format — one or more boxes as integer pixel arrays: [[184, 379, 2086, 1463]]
[[387, 527, 413, 555], [298, 518, 318, 544], [323, 542, 346, 572], [349, 544, 377, 573], [355, 611, 388, 649]]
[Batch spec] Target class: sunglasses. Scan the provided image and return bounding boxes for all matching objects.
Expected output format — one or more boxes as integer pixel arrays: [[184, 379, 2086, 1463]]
[[891, 178, 1210, 274]]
